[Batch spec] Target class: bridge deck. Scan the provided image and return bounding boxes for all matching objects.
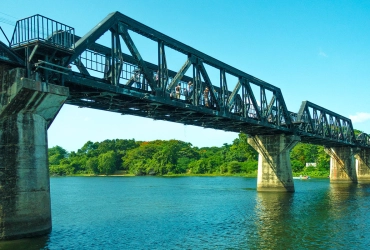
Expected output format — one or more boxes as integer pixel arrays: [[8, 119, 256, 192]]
[[64, 71, 291, 136]]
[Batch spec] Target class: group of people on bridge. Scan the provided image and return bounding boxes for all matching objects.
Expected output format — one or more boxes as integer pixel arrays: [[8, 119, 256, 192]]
[[172, 81, 194, 100], [171, 81, 210, 107], [132, 69, 212, 107]]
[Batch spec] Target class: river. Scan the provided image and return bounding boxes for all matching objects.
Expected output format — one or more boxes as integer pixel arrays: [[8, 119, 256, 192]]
[[1, 176, 370, 249]]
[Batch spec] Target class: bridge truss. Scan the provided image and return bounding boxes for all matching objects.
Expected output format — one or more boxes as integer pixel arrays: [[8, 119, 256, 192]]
[[1, 12, 369, 148], [294, 101, 356, 147]]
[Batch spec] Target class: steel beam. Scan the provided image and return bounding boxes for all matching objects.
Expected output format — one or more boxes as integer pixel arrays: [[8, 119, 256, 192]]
[[296, 101, 356, 146]]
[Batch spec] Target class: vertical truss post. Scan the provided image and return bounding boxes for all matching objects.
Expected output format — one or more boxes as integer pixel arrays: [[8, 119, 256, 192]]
[[44, 55, 49, 83], [110, 26, 123, 86], [277, 97, 281, 125], [158, 40, 168, 95], [157, 41, 162, 91], [25, 46, 31, 78], [188, 55, 197, 105], [261, 88, 268, 121], [323, 114, 330, 137], [191, 56, 200, 106], [219, 69, 228, 111], [104, 56, 110, 80], [116, 29, 123, 85], [195, 63, 201, 106], [241, 81, 246, 117], [110, 30, 115, 85]]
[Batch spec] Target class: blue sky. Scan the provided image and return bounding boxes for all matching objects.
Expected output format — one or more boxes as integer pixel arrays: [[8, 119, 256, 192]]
[[1, 0, 370, 152]]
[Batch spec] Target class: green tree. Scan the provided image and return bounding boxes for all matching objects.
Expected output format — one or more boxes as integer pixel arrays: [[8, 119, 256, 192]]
[[176, 157, 192, 173], [189, 159, 207, 174], [98, 150, 117, 175], [226, 133, 257, 162], [241, 160, 258, 174], [78, 140, 99, 157], [86, 157, 99, 174], [48, 146, 68, 165], [316, 146, 330, 171], [122, 140, 162, 174], [228, 161, 242, 174], [290, 143, 330, 175], [291, 159, 305, 172]]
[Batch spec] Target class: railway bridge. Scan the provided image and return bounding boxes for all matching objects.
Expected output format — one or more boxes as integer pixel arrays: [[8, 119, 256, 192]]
[[1, 12, 369, 239]]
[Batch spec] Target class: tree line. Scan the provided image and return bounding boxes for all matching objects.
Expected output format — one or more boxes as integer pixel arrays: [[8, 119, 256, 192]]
[[48, 133, 332, 177]]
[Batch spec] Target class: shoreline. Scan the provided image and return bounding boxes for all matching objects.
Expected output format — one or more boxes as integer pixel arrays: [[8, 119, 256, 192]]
[[51, 173, 330, 178]]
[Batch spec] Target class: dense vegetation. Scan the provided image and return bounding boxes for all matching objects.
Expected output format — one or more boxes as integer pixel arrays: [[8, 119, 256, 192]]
[[48, 133, 333, 177]]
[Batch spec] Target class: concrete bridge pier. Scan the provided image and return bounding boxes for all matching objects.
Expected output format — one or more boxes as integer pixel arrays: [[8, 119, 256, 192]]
[[355, 149, 370, 183], [247, 134, 300, 192], [0, 67, 68, 240], [325, 147, 358, 183]]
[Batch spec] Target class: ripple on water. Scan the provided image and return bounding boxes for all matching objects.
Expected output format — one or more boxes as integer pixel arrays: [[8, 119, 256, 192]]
[[2, 177, 370, 249]]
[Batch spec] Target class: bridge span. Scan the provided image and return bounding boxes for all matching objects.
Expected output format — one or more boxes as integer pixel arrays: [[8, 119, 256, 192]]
[[1, 12, 370, 239]]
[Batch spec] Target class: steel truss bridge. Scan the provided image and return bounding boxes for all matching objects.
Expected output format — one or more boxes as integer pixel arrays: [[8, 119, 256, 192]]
[[0, 12, 369, 149]]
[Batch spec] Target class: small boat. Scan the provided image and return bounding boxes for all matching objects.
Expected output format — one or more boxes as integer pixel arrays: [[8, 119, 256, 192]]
[[293, 175, 310, 180]]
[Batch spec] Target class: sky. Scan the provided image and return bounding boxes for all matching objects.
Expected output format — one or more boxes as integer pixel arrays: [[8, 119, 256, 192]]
[[1, 0, 370, 152]]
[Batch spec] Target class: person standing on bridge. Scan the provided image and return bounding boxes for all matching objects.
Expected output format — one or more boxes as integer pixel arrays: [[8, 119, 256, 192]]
[[134, 70, 141, 89], [175, 83, 181, 99], [204, 86, 210, 107], [186, 81, 193, 100]]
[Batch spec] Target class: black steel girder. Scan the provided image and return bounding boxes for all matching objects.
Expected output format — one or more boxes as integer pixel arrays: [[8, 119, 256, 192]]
[[63, 11, 293, 133], [3, 12, 370, 149], [295, 101, 357, 147]]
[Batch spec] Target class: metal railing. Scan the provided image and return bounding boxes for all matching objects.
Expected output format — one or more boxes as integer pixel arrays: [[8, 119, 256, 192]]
[[10, 14, 74, 50], [76, 49, 190, 92]]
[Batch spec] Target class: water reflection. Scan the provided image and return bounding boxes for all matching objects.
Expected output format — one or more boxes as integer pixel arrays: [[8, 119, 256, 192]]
[[253, 192, 295, 249], [328, 183, 359, 221], [327, 183, 370, 247], [0, 235, 48, 250], [251, 182, 364, 249]]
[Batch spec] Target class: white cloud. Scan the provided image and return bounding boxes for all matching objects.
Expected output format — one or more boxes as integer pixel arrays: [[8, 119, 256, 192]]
[[349, 112, 370, 123], [318, 49, 328, 58]]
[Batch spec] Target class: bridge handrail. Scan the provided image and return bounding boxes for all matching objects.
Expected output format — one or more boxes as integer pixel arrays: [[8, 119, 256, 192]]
[[74, 45, 281, 121], [10, 14, 75, 50]]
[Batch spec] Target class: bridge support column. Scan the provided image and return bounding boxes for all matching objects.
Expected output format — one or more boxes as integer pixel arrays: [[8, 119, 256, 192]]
[[247, 134, 300, 192], [0, 67, 68, 240], [355, 149, 370, 183], [325, 147, 357, 183]]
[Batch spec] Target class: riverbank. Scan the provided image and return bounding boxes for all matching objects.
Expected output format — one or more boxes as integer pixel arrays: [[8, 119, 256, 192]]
[[60, 173, 257, 177], [58, 170, 329, 178]]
